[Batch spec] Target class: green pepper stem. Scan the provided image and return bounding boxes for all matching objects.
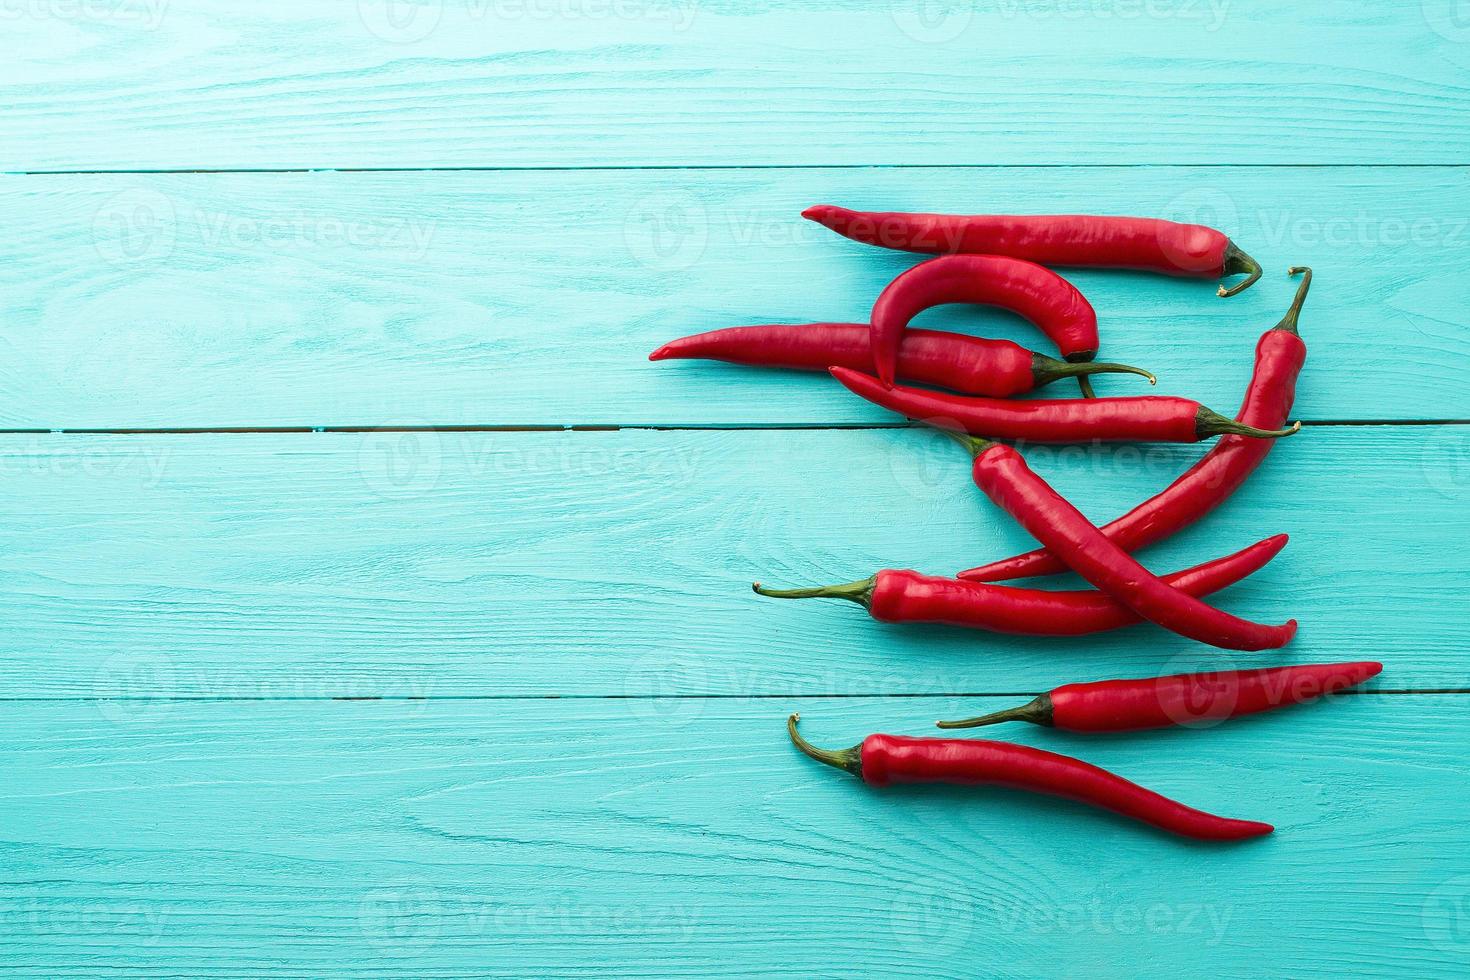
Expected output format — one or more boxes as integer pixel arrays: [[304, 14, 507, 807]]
[[1064, 352, 1101, 400], [1274, 267, 1312, 336], [753, 577, 875, 608], [1033, 355, 1157, 389], [1218, 241, 1263, 297], [787, 713, 863, 778], [1196, 407, 1302, 440], [936, 694, 1054, 730], [924, 426, 993, 459]]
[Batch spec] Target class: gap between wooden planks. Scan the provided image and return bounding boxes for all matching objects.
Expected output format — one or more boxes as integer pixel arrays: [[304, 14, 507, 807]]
[[0, 427, 1464, 698]]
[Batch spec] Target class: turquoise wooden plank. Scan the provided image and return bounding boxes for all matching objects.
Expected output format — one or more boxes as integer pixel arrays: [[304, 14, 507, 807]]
[[3, 1, 1469, 170], [1, 694, 1465, 976], [2, 167, 1467, 428], [0, 427, 1463, 698]]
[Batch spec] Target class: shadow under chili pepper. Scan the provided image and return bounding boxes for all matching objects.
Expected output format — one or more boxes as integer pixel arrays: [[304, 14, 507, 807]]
[[856, 614, 1280, 666], [1020, 712, 1278, 751], [844, 778, 1279, 847]]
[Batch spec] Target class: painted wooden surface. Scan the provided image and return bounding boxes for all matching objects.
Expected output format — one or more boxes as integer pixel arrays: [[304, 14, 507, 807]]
[[3, 696, 1469, 977], [3, 0, 1469, 976], [3, 167, 1468, 427], [4, 1, 1470, 170], [0, 427, 1465, 699]]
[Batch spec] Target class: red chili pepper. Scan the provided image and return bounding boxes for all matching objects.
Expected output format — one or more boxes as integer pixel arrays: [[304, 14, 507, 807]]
[[959, 268, 1311, 583], [648, 323, 1153, 398], [936, 662, 1382, 731], [945, 432, 1296, 650], [803, 204, 1262, 297], [787, 714, 1273, 841], [753, 534, 1285, 636], [828, 366, 1299, 444], [868, 255, 1100, 390]]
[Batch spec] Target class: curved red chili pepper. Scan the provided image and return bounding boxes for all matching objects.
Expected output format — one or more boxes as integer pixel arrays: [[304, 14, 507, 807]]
[[649, 323, 1152, 398], [937, 661, 1382, 731], [788, 715, 1273, 841], [868, 255, 1100, 388], [828, 366, 1299, 444], [753, 534, 1285, 636], [946, 433, 1296, 650], [803, 204, 1262, 297], [960, 268, 1311, 583]]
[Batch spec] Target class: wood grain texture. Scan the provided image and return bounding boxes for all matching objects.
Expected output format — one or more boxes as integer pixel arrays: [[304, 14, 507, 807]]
[[3, 1, 1470, 170], [2, 695, 1466, 977], [3, 166, 1468, 428], [4, 2, 1469, 974], [0, 427, 1463, 698]]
